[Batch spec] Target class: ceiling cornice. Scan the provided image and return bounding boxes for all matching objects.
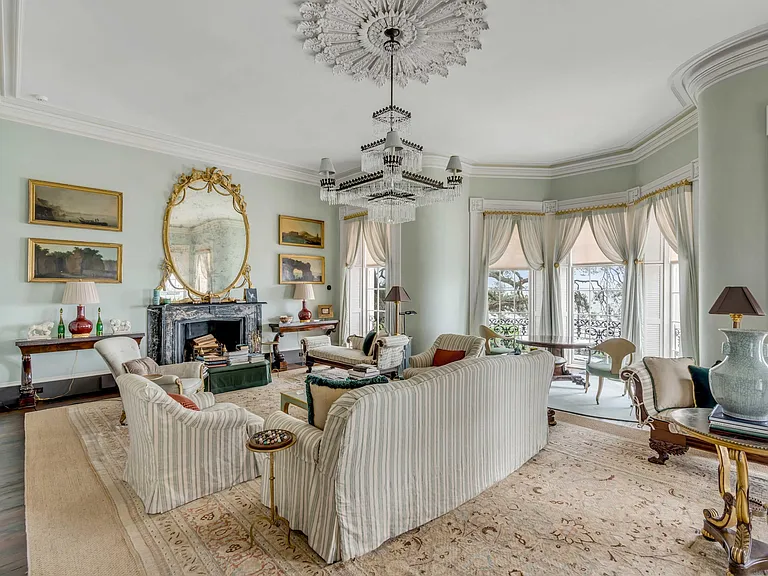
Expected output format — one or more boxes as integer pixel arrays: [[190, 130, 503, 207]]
[[0, 96, 319, 185], [670, 23, 768, 106]]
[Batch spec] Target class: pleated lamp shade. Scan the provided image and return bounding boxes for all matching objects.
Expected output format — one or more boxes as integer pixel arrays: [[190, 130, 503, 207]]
[[293, 284, 315, 301], [62, 281, 100, 304]]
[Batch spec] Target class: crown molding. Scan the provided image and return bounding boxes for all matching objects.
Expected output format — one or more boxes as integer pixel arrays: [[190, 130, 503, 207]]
[[0, 97, 318, 185], [422, 108, 697, 179], [670, 23, 768, 106], [0, 0, 23, 98]]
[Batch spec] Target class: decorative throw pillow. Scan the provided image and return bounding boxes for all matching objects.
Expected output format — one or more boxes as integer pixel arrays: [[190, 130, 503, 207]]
[[362, 330, 377, 356], [122, 356, 160, 375], [305, 373, 388, 430], [433, 349, 466, 367], [167, 393, 200, 411], [642, 356, 695, 412], [688, 365, 717, 409]]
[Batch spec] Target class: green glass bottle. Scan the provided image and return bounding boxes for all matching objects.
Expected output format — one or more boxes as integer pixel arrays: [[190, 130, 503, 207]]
[[57, 308, 65, 339], [96, 307, 104, 336]]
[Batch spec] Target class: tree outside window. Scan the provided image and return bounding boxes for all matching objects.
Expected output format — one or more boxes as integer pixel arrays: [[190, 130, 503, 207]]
[[488, 269, 529, 337], [572, 264, 624, 362]]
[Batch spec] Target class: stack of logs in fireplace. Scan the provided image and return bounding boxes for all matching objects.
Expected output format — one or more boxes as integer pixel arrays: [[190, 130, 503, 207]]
[[191, 334, 228, 367]]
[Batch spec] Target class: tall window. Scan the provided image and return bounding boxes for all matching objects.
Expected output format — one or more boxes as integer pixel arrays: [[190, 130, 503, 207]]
[[569, 225, 624, 356], [487, 231, 530, 337], [348, 236, 387, 335]]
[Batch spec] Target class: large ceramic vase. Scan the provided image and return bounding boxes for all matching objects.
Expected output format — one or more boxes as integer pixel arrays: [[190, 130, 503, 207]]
[[709, 329, 768, 422]]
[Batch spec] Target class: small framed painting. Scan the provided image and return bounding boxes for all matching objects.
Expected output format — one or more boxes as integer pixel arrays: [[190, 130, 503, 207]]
[[29, 180, 123, 232], [279, 254, 325, 284], [279, 215, 324, 249], [318, 304, 334, 319], [28, 238, 122, 283]]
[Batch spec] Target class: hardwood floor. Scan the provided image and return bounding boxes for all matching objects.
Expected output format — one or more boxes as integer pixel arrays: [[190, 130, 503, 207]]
[[0, 391, 119, 575]]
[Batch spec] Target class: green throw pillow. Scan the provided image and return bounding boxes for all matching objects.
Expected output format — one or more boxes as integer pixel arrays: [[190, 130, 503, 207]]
[[687, 365, 717, 409], [305, 373, 388, 428], [362, 330, 377, 356]]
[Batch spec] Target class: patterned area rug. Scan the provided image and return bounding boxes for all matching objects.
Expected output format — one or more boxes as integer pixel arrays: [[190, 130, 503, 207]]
[[39, 370, 768, 575]]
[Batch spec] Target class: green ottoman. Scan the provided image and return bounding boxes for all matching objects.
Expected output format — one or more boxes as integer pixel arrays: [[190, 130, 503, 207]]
[[206, 360, 272, 394]]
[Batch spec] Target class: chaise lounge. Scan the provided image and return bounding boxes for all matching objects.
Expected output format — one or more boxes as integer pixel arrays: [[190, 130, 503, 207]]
[[301, 333, 410, 377]]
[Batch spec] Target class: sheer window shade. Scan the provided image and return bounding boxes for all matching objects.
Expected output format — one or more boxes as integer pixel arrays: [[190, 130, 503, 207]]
[[570, 225, 611, 265], [490, 229, 528, 270]]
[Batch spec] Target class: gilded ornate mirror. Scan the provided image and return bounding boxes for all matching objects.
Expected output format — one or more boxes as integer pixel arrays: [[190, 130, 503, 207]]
[[161, 167, 251, 300]]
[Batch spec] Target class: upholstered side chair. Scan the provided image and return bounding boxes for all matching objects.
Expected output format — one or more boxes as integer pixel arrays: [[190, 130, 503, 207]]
[[585, 337, 636, 404], [117, 373, 264, 514], [95, 337, 205, 423], [403, 333, 486, 379]]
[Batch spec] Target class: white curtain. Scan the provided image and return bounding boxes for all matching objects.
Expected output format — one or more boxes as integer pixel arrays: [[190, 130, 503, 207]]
[[470, 213, 518, 333], [519, 214, 583, 336], [363, 221, 393, 331], [549, 214, 586, 336], [340, 219, 363, 342], [589, 204, 651, 356], [651, 185, 699, 361]]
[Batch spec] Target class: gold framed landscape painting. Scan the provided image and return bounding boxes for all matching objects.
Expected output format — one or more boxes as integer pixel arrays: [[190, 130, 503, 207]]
[[28, 238, 122, 283], [279, 215, 324, 249], [29, 179, 123, 232], [279, 254, 325, 284]]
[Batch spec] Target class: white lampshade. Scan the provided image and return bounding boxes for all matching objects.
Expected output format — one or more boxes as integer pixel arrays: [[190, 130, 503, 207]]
[[293, 284, 315, 301], [383, 130, 404, 153], [319, 157, 336, 176], [62, 281, 100, 305], [446, 155, 463, 173]]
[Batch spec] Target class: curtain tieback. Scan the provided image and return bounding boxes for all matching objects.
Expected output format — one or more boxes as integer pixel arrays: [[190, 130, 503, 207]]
[[553, 262, 559, 269], [622, 260, 628, 265], [634, 259, 644, 265]]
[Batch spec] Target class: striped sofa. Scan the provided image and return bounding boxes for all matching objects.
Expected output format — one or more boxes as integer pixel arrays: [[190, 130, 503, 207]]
[[262, 350, 555, 562], [117, 374, 265, 514], [403, 333, 486, 378]]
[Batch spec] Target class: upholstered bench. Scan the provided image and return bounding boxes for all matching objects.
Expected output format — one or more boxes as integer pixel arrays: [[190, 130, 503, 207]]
[[301, 334, 410, 378]]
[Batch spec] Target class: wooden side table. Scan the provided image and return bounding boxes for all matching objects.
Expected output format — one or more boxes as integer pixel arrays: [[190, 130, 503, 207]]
[[669, 408, 768, 575], [14, 332, 145, 409], [246, 429, 296, 548], [267, 320, 339, 371]]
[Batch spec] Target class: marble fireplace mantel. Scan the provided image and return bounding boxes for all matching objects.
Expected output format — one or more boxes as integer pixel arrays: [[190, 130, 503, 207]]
[[147, 302, 265, 365]]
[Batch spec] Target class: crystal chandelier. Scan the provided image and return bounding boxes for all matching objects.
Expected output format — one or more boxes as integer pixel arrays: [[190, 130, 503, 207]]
[[317, 28, 463, 225]]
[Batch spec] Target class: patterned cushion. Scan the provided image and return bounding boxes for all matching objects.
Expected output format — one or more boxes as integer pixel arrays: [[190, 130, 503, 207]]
[[433, 349, 466, 367], [167, 393, 200, 411], [305, 374, 386, 430], [122, 357, 160, 375]]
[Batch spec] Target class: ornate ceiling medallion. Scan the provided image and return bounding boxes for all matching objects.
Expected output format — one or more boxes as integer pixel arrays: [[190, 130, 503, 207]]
[[298, 0, 488, 86]]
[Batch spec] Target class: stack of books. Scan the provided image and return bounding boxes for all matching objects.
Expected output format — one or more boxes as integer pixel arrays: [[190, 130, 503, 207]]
[[191, 334, 223, 358], [249, 352, 265, 363], [228, 346, 250, 366], [196, 353, 228, 368], [709, 405, 768, 440], [348, 364, 380, 380]]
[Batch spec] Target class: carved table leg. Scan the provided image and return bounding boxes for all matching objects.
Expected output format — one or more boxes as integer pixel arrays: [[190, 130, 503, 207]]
[[732, 450, 752, 567], [271, 334, 286, 372], [703, 445, 736, 539], [548, 408, 556, 427], [18, 354, 36, 409], [648, 437, 688, 465]]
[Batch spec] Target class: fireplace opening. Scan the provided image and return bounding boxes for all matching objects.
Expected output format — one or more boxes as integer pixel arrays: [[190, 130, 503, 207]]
[[181, 319, 244, 361]]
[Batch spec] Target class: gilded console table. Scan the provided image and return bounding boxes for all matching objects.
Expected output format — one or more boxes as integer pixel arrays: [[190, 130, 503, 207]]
[[14, 333, 145, 409], [267, 320, 338, 371], [669, 408, 768, 575]]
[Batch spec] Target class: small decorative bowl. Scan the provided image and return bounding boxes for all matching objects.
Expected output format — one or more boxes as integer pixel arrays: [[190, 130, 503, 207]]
[[279, 315, 293, 323]]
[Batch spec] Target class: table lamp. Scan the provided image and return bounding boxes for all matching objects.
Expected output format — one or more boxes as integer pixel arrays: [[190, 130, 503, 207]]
[[294, 283, 315, 322], [62, 281, 100, 337], [709, 286, 764, 328], [384, 285, 411, 335]]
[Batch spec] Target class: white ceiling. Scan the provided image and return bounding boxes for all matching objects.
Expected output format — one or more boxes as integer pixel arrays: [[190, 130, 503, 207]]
[[14, 1, 768, 173]]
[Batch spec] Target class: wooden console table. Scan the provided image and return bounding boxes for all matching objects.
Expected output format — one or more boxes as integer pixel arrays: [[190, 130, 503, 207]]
[[267, 320, 338, 371], [14, 332, 145, 409]]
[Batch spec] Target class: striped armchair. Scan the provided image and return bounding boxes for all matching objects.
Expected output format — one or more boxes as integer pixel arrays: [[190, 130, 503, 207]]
[[261, 351, 555, 562], [403, 333, 486, 379], [117, 374, 264, 514]]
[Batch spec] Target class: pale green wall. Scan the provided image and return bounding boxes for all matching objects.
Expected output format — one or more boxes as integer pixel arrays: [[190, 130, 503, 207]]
[[636, 130, 699, 185], [698, 65, 768, 364], [550, 165, 637, 199], [0, 119, 339, 386]]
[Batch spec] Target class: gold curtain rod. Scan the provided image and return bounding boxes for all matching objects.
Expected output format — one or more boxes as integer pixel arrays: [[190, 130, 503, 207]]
[[483, 179, 691, 218], [343, 211, 368, 220]]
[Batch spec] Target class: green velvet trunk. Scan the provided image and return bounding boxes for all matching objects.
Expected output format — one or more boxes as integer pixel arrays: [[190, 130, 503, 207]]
[[206, 361, 272, 394]]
